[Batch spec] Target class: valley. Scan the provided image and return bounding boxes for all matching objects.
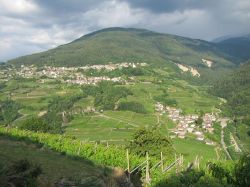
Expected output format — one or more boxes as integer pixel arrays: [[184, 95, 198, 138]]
[[0, 28, 249, 186], [0, 61, 228, 162]]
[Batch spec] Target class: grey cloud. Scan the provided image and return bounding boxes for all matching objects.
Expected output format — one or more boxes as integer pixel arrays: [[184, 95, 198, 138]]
[[0, 0, 250, 61], [118, 0, 217, 13]]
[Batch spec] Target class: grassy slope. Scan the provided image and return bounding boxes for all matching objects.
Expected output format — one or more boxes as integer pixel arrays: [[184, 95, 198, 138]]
[[0, 136, 112, 186], [173, 138, 218, 164]]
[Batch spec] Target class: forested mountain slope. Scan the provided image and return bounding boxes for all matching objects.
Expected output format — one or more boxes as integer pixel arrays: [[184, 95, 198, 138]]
[[8, 28, 233, 69], [215, 35, 250, 64], [211, 62, 250, 116]]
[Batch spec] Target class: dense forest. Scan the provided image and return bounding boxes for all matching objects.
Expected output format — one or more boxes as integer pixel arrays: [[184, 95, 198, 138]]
[[211, 62, 250, 117]]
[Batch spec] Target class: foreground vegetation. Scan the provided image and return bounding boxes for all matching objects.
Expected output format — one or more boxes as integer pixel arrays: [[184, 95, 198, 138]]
[[0, 127, 249, 186]]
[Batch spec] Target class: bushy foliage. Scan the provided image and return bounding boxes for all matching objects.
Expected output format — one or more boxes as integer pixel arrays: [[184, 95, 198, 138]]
[[82, 81, 133, 110], [0, 100, 21, 125], [20, 116, 54, 133], [42, 111, 64, 133], [156, 169, 218, 187], [242, 115, 250, 126], [207, 162, 234, 184], [117, 101, 147, 113], [0, 159, 42, 187], [154, 93, 177, 106], [157, 155, 250, 187], [47, 94, 84, 113], [129, 128, 174, 157], [37, 94, 86, 133], [234, 155, 250, 186]]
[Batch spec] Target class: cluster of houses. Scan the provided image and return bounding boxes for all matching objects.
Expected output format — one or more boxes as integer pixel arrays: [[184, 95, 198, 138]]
[[0, 68, 13, 80], [155, 102, 217, 145], [78, 62, 147, 71], [66, 76, 122, 85], [16, 65, 37, 78], [12, 63, 147, 85]]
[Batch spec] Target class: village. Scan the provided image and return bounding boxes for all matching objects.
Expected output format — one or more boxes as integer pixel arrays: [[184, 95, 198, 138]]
[[5, 62, 147, 85], [155, 102, 217, 145]]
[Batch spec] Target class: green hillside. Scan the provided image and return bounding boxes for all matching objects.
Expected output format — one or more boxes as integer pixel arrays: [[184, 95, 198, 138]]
[[8, 28, 233, 69], [0, 136, 118, 186], [211, 62, 250, 116]]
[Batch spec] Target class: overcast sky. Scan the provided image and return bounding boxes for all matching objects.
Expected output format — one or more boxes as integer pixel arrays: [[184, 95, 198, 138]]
[[1, 0, 250, 61]]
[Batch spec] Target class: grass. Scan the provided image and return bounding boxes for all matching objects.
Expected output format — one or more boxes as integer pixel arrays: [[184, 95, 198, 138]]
[[65, 114, 134, 141], [0, 136, 112, 186], [173, 138, 218, 165]]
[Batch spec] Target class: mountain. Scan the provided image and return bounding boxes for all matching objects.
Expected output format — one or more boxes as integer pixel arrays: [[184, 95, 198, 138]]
[[212, 34, 243, 43], [8, 27, 234, 69], [215, 35, 250, 64]]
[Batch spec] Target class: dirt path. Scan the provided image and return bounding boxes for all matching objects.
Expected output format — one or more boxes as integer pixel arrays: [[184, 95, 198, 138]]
[[219, 118, 232, 160], [96, 112, 139, 128]]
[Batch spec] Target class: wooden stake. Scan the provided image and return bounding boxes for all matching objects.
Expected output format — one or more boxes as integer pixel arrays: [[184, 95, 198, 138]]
[[175, 153, 178, 173], [145, 152, 150, 186], [197, 156, 200, 170], [126, 149, 130, 180], [78, 141, 82, 155], [161, 152, 164, 172], [94, 142, 97, 153], [126, 149, 130, 172]]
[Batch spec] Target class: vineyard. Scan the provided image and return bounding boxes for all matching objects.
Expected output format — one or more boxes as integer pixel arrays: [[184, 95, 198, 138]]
[[0, 127, 176, 185]]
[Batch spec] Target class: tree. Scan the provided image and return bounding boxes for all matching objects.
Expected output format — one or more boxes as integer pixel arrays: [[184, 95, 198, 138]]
[[20, 116, 50, 133], [234, 155, 250, 187], [0, 100, 21, 125], [195, 117, 203, 128], [129, 128, 174, 157]]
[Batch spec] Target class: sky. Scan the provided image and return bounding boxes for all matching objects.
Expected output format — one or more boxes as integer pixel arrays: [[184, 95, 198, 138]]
[[0, 0, 250, 61]]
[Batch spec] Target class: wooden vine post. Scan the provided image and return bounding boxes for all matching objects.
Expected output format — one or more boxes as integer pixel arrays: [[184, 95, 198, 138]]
[[77, 141, 82, 155], [94, 142, 98, 153], [161, 152, 164, 172], [126, 149, 130, 180], [145, 152, 150, 186]]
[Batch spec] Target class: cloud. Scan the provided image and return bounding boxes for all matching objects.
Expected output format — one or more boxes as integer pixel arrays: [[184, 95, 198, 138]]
[[0, 0, 39, 15], [81, 1, 145, 28], [0, 0, 250, 61]]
